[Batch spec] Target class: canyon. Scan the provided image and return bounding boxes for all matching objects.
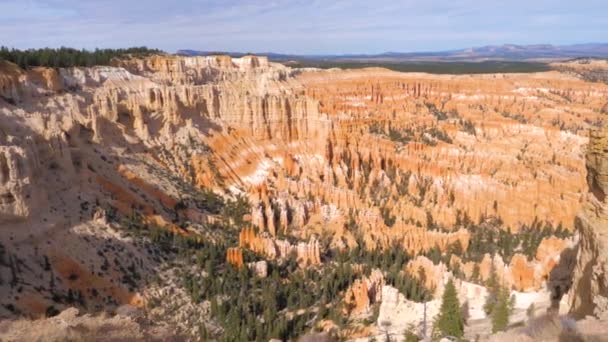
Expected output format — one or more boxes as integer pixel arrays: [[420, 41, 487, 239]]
[[0, 53, 606, 340]]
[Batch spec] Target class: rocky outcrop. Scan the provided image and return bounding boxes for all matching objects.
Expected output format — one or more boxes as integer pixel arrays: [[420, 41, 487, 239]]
[[343, 269, 385, 315], [569, 126, 608, 319], [449, 236, 573, 292], [298, 69, 603, 234], [406, 256, 448, 294], [238, 227, 321, 265], [536, 236, 568, 262], [0, 140, 40, 222], [375, 285, 440, 338], [226, 247, 244, 268], [0, 306, 182, 341], [508, 254, 538, 291]]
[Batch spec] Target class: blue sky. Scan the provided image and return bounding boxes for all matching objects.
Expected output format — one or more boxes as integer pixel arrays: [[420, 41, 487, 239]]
[[0, 0, 606, 54]]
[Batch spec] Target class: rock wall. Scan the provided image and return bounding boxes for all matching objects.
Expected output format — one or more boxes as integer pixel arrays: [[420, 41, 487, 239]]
[[569, 126, 608, 319], [406, 256, 448, 294], [450, 237, 573, 292], [343, 269, 385, 316], [0, 307, 182, 341], [238, 227, 321, 265]]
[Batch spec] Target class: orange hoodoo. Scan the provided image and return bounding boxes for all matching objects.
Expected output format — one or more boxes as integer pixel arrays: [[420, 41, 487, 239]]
[[226, 247, 244, 268]]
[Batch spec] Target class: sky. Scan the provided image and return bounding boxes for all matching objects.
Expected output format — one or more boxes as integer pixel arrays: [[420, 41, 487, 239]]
[[0, 0, 606, 54]]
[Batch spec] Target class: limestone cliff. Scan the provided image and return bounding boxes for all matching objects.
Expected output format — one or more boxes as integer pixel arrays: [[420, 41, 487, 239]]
[[569, 126, 608, 319]]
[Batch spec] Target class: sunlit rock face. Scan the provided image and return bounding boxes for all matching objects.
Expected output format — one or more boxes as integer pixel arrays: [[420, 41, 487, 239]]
[[297, 69, 604, 234], [0, 53, 604, 321], [489, 124, 608, 342], [343, 269, 385, 316], [569, 126, 608, 319]]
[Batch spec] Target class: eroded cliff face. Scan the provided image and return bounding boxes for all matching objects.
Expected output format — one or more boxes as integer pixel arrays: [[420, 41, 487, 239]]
[[237, 226, 321, 265], [343, 269, 385, 316], [569, 126, 608, 319], [0, 54, 604, 334], [297, 69, 601, 233], [0, 55, 314, 318], [449, 236, 573, 292]]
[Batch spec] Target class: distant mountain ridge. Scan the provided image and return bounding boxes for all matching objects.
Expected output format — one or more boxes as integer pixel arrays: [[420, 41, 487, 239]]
[[177, 43, 608, 61]]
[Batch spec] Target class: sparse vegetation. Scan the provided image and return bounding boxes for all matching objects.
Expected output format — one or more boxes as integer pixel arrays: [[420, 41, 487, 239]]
[[426, 103, 449, 121], [460, 119, 477, 136]]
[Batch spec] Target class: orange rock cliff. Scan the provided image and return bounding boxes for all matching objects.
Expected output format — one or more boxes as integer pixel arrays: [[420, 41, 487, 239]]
[[0, 54, 604, 324]]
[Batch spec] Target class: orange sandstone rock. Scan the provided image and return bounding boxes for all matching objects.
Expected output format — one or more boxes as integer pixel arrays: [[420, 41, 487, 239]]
[[238, 227, 321, 265], [344, 269, 385, 316], [405, 256, 448, 294], [226, 247, 244, 268], [508, 254, 537, 291], [536, 236, 568, 262]]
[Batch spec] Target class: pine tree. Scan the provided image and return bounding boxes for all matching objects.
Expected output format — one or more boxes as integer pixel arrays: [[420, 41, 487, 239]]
[[491, 285, 515, 333], [484, 259, 499, 315], [0, 47, 162, 69], [434, 278, 464, 338]]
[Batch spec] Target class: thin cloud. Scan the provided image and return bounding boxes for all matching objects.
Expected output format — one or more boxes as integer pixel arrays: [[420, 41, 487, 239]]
[[0, 0, 605, 54]]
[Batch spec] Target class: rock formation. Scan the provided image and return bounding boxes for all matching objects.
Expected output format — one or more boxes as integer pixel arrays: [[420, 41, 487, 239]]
[[238, 226, 321, 265], [406, 256, 448, 294], [0, 52, 605, 339], [343, 269, 385, 315], [375, 285, 441, 338], [226, 247, 244, 268], [569, 126, 608, 319], [448, 236, 573, 292], [0, 306, 182, 341], [489, 124, 608, 340]]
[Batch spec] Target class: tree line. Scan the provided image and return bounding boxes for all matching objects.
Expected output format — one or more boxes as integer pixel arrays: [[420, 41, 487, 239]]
[[0, 46, 163, 69], [434, 266, 515, 341]]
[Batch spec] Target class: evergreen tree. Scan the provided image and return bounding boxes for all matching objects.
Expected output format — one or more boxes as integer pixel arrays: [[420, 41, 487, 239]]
[[434, 278, 464, 339], [0, 46, 162, 69], [491, 285, 515, 333], [484, 259, 499, 315]]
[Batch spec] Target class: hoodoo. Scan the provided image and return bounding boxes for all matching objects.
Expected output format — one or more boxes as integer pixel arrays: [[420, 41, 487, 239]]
[[0, 50, 606, 340]]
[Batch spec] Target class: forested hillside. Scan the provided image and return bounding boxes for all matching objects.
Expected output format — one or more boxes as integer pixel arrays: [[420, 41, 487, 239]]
[[0, 47, 162, 68]]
